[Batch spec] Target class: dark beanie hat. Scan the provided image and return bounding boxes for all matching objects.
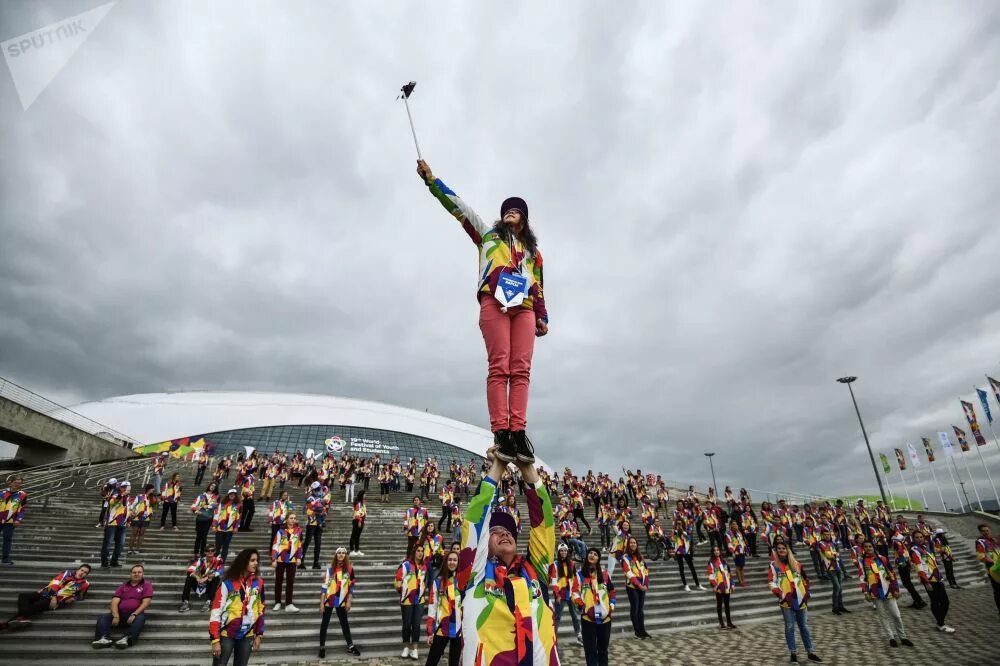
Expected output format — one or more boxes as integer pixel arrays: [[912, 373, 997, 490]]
[[501, 197, 528, 220], [489, 510, 519, 541]]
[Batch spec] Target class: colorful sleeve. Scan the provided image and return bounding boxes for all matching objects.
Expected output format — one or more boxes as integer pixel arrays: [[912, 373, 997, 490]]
[[394, 563, 405, 593], [976, 539, 989, 564], [526, 479, 556, 589], [570, 571, 583, 608], [458, 475, 499, 593], [15, 493, 26, 522], [253, 579, 266, 636], [270, 531, 281, 562], [208, 582, 228, 642], [348, 567, 356, 597], [767, 564, 782, 599], [75, 580, 90, 601], [548, 563, 559, 598], [426, 579, 438, 637], [606, 572, 616, 612], [425, 177, 489, 245], [530, 252, 548, 323]]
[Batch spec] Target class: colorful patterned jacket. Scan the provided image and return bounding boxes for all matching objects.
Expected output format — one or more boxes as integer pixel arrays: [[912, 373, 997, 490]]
[[457, 476, 558, 665], [187, 555, 224, 581], [571, 569, 615, 624], [707, 557, 733, 594], [725, 530, 747, 557], [353, 500, 367, 527], [268, 499, 293, 527], [909, 545, 942, 584], [976, 536, 1000, 582], [128, 493, 152, 523], [768, 559, 810, 610], [859, 554, 898, 600], [394, 558, 428, 605], [818, 540, 842, 573], [161, 482, 181, 503], [403, 506, 429, 537], [212, 501, 241, 533], [620, 554, 649, 590], [39, 569, 89, 607], [548, 560, 577, 603], [191, 492, 219, 520], [420, 533, 445, 562], [305, 493, 328, 527], [105, 491, 131, 527], [427, 575, 462, 638], [424, 177, 548, 323], [271, 525, 304, 565], [0, 488, 27, 524], [321, 564, 355, 608], [209, 576, 266, 641]]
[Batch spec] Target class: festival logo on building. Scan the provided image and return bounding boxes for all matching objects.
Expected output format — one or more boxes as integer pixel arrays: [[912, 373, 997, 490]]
[[325, 436, 346, 454]]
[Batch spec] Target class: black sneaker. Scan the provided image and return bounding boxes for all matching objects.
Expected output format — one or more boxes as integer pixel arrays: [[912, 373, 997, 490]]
[[889, 639, 899, 648], [900, 638, 914, 647], [495, 430, 516, 463], [511, 430, 535, 465], [790, 655, 798, 663], [347, 644, 361, 656], [318, 647, 325, 658], [807, 654, 822, 663]]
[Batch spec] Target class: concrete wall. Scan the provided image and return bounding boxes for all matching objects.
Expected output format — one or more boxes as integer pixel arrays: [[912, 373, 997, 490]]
[[0, 396, 137, 465]]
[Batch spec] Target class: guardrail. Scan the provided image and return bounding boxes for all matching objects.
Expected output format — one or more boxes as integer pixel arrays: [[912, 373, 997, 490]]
[[0, 375, 140, 448]]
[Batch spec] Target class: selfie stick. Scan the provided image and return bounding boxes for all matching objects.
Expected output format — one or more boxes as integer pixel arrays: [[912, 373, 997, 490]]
[[398, 81, 422, 160]]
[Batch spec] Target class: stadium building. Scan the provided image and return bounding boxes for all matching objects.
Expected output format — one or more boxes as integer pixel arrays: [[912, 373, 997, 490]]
[[69, 391, 549, 467]]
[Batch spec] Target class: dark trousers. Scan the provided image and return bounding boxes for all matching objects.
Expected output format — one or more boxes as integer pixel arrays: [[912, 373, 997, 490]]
[[182, 575, 219, 602], [320, 605, 352, 647], [809, 549, 825, 579], [215, 531, 234, 562], [98, 503, 109, 525], [239, 499, 255, 530], [194, 518, 212, 556], [438, 509, 452, 532], [838, 524, 850, 549], [274, 562, 296, 604], [573, 508, 592, 532], [303, 525, 323, 566], [747, 530, 759, 556], [349, 521, 363, 552], [1, 524, 14, 562], [101, 525, 127, 565], [898, 564, 924, 605], [15, 592, 50, 619], [991, 577, 1000, 614], [400, 603, 422, 643], [214, 636, 251, 666], [942, 559, 958, 586], [708, 530, 723, 552], [626, 587, 646, 634], [581, 620, 611, 666], [599, 524, 611, 550], [716, 593, 732, 626], [927, 581, 949, 627], [426, 635, 461, 666], [194, 466, 206, 485], [160, 502, 178, 528], [95, 612, 146, 643], [675, 553, 700, 586], [829, 569, 844, 610]]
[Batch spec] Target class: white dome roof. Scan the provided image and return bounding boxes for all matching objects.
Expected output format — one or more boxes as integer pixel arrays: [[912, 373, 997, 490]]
[[69, 391, 549, 466]]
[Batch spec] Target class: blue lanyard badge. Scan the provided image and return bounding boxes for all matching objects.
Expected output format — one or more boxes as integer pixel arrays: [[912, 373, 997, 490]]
[[495, 271, 528, 311]]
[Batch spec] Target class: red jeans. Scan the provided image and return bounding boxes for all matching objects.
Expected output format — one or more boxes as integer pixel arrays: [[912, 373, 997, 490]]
[[478, 295, 536, 432]]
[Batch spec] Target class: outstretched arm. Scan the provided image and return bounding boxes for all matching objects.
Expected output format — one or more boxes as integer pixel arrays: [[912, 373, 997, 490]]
[[416, 160, 490, 244]]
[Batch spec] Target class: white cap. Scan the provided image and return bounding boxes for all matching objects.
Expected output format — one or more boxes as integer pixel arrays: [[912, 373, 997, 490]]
[[227, 487, 238, 495], [934, 528, 945, 535], [108, 478, 118, 485], [311, 481, 321, 489], [120, 480, 131, 487]]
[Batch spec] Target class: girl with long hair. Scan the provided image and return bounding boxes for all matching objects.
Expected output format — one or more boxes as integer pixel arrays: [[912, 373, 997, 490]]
[[725, 519, 748, 587], [160, 473, 182, 530], [621, 537, 650, 639], [572, 547, 615, 666], [708, 545, 736, 630], [769, 542, 821, 663], [349, 490, 366, 556], [425, 550, 462, 666], [416, 159, 549, 465], [212, 488, 241, 563], [394, 544, 428, 660], [319, 547, 360, 658], [209, 548, 265, 666], [191, 482, 220, 557], [670, 517, 705, 592], [127, 484, 154, 555], [549, 543, 583, 645]]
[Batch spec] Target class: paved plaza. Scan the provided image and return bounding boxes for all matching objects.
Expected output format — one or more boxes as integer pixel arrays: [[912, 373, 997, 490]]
[[297, 581, 999, 666]]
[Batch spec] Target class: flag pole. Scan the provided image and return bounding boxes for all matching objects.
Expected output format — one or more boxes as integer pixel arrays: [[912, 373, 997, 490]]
[[944, 456, 965, 513], [883, 466, 897, 511], [973, 441, 1000, 509], [927, 457, 946, 511], [898, 463, 912, 511], [960, 448, 984, 512], [910, 463, 929, 511]]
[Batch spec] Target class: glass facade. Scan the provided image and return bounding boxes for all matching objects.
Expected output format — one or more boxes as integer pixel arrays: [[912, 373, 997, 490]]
[[200, 424, 484, 466]]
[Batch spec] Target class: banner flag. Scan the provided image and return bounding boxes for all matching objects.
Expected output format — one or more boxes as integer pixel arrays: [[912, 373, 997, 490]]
[[938, 431, 955, 457], [977, 389, 993, 425], [921, 437, 935, 463], [906, 442, 921, 468], [989, 376, 1000, 411], [952, 425, 971, 452], [894, 448, 907, 471], [961, 400, 989, 446], [879, 452, 890, 474], [135, 436, 209, 460]]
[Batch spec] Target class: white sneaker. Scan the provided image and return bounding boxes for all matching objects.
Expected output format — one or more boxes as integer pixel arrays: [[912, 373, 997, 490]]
[[410, 648, 419, 660], [401, 647, 411, 658], [684, 584, 692, 592], [357, 551, 365, 556], [938, 625, 956, 633], [114, 637, 130, 649], [92, 637, 113, 648], [697, 584, 708, 591], [285, 603, 300, 613], [273, 602, 282, 612]]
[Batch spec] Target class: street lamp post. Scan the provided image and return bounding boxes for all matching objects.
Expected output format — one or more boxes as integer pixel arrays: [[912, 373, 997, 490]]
[[837, 376, 889, 507], [704, 452, 718, 497]]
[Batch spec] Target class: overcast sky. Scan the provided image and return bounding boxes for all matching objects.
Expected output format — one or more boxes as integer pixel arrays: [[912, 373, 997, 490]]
[[2, 1, 999, 503]]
